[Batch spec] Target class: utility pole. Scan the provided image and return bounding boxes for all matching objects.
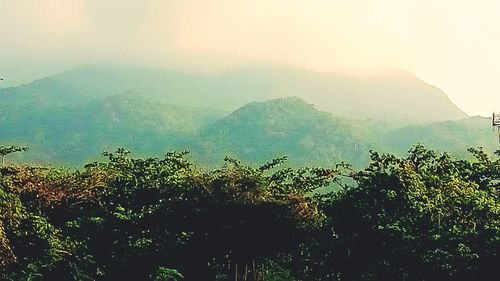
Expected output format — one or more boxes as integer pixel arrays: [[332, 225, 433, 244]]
[[493, 112, 500, 142]]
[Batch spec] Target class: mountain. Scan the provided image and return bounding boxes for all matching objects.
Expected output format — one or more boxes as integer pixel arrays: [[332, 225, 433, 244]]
[[0, 64, 467, 123], [0, 95, 218, 164], [0, 92, 494, 167], [1, 64, 490, 167], [383, 116, 499, 156], [197, 97, 371, 166], [219, 66, 468, 123], [0, 95, 375, 166]]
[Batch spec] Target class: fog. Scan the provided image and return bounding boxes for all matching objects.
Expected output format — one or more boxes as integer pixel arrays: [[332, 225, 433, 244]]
[[1, 0, 499, 115]]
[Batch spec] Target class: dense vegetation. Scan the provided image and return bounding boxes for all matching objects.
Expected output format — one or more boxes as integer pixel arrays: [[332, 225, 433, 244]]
[[2, 64, 484, 167], [1, 145, 498, 280], [1, 95, 497, 167]]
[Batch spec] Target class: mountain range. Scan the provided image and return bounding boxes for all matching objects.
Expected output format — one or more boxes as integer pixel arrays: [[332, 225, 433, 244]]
[[0, 64, 496, 167], [1, 64, 467, 120]]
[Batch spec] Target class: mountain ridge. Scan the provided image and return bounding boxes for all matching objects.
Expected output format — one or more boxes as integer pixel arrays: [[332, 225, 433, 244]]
[[0, 64, 467, 123], [0, 94, 494, 167]]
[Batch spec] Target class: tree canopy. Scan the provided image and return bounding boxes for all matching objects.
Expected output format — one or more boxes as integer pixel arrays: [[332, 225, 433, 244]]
[[0, 145, 498, 281]]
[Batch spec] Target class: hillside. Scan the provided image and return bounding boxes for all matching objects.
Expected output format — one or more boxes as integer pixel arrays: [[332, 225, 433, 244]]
[[383, 116, 499, 156], [0, 64, 467, 123], [0, 95, 374, 166], [0, 63, 493, 167], [198, 97, 370, 166], [0, 93, 494, 167], [0, 95, 217, 164]]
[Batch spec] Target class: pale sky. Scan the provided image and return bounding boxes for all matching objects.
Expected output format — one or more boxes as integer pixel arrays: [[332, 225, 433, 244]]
[[1, 0, 499, 116]]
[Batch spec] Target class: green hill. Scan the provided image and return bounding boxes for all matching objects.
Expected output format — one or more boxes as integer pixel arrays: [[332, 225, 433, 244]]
[[0, 95, 218, 164], [383, 116, 499, 156], [197, 97, 371, 166], [1, 64, 467, 123], [1, 64, 494, 167]]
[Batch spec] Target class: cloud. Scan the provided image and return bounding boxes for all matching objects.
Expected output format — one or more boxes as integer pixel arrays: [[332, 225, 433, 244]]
[[1, 0, 499, 115], [83, 0, 152, 31]]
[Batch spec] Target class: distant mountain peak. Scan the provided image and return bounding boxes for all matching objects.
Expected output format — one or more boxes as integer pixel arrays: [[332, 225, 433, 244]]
[[228, 97, 320, 119]]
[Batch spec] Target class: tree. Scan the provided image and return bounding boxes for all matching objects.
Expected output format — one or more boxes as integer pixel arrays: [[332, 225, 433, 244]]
[[0, 148, 336, 281], [0, 146, 28, 166], [1, 145, 497, 281], [72, 149, 335, 280], [315, 145, 499, 281]]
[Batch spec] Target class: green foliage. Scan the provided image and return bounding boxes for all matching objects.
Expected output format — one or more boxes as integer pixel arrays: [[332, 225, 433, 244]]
[[152, 267, 183, 281], [1, 147, 335, 280], [199, 97, 369, 167], [315, 145, 499, 281], [0, 168, 79, 280], [1, 85, 497, 173], [0, 65, 486, 168], [0, 179, 24, 266], [0, 145, 498, 281]]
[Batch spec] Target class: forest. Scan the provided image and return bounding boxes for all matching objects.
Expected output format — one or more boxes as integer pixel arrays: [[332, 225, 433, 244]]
[[0, 144, 498, 281], [3, 1, 499, 280], [3, 65, 497, 168]]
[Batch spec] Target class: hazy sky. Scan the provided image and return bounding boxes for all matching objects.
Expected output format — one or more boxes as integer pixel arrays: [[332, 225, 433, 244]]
[[1, 0, 499, 116]]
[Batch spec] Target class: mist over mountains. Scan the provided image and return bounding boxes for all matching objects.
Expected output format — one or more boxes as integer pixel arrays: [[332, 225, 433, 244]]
[[0, 64, 494, 166], [2, 64, 467, 120]]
